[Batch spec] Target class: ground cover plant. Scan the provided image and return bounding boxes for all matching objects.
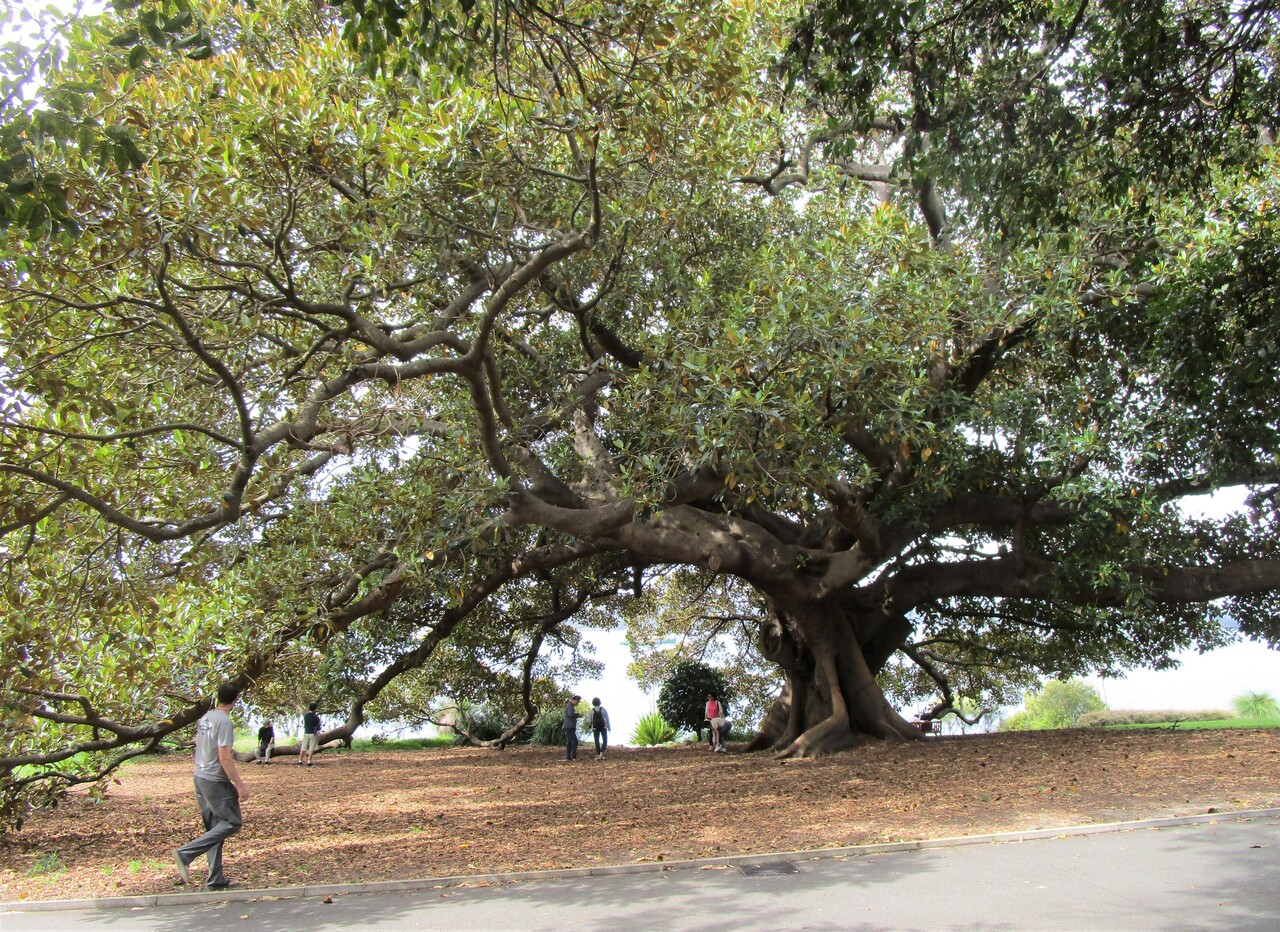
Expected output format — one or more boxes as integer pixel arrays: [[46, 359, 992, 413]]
[[1, 727, 1278, 903]]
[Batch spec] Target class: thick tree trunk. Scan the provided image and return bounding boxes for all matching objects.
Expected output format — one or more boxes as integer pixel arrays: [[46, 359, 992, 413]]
[[747, 601, 920, 758]]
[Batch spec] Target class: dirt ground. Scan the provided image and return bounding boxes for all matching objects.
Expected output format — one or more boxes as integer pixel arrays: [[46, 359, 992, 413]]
[[3, 727, 1279, 903]]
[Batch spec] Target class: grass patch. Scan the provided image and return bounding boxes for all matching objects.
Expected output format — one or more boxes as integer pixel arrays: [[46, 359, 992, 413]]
[[1106, 717, 1280, 731], [351, 736, 454, 751], [230, 734, 452, 754], [25, 852, 65, 876]]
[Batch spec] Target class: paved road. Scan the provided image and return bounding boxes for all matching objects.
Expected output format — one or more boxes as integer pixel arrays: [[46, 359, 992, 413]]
[[4, 816, 1279, 931]]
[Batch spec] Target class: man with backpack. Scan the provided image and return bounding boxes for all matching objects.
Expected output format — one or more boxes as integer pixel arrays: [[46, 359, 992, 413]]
[[590, 697, 611, 759]]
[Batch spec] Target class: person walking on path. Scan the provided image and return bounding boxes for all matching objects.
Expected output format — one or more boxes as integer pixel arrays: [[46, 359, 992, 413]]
[[705, 694, 725, 752], [590, 698, 610, 759], [563, 695, 582, 761], [300, 703, 321, 766], [175, 681, 250, 890], [255, 721, 275, 765]]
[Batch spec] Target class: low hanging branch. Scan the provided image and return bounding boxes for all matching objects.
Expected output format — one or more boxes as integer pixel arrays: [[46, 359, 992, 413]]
[[901, 644, 986, 725]]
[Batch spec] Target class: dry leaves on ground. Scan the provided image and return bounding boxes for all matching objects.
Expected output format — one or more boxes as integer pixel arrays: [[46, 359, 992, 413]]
[[2, 727, 1278, 902]]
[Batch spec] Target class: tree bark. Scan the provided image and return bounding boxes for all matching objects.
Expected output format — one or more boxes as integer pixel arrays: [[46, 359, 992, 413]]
[[747, 600, 920, 757]]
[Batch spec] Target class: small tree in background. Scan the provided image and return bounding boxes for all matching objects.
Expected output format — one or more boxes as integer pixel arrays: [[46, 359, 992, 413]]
[[658, 660, 731, 740], [1000, 680, 1106, 731], [1231, 691, 1280, 720]]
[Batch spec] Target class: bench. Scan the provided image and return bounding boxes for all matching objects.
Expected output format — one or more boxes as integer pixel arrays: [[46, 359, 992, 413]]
[[911, 719, 941, 736]]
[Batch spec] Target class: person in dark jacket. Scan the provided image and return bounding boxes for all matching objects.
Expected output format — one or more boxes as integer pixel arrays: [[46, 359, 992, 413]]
[[563, 695, 582, 761], [300, 703, 321, 766], [255, 721, 275, 764]]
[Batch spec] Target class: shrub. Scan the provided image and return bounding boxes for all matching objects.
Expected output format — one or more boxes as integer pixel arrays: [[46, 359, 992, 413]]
[[530, 710, 566, 746], [1076, 708, 1233, 726], [1232, 691, 1280, 720], [631, 711, 677, 746]]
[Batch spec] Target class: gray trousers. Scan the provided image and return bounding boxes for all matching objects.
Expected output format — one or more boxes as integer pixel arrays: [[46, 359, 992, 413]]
[[177, 777, 242, 887]]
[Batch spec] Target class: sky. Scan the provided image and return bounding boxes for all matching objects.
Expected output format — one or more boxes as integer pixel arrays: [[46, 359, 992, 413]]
[[1084, 641, 1280, 713]]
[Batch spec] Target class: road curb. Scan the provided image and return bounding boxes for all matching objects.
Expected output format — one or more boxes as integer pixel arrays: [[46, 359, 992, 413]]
[[5, 807, 1280, 913]]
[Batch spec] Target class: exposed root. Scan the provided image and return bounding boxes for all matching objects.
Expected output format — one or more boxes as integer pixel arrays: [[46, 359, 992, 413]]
[[774, 714, 858, 759]]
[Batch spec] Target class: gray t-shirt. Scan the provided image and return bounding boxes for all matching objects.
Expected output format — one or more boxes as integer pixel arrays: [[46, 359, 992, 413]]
[[193, 708, 235, 782]]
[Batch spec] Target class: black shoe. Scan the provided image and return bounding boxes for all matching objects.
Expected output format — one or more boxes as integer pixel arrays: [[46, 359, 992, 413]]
[[205, 880, 236, 891]]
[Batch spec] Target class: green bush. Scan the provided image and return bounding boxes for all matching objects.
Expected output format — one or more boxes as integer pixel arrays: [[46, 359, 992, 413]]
[[530, 710, 567, 746], [1105, 717, 1280, 731], [631, 711, 677, 746], [349, 736, 449, 751], [1077, 708, 1232, 727], [1232, 691, 1280, 720]]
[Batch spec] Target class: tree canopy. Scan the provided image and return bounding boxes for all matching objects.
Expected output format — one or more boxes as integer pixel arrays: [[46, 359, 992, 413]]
[[2, 0, 1280, 828]]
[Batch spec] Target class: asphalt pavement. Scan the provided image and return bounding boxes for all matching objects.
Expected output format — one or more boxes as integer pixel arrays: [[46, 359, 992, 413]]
[[4, 813, 1278, 931]]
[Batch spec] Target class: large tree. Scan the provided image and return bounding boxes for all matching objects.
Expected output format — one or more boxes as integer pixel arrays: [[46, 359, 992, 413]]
[[2, 0, 1280, 826]]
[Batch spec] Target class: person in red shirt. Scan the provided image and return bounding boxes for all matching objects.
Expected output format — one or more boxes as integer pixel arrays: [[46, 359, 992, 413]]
[[705, 694, 725, 752]]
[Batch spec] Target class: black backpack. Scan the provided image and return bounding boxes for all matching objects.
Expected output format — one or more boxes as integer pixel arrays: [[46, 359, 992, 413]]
[[591, 707, 605, 729]]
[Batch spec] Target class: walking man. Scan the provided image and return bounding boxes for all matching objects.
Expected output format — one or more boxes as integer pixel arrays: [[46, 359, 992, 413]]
[[590, 697, 610, 759], [300, 702, 321, 766], [563, 694, 582, 761], [175, 681, 250, 890]]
